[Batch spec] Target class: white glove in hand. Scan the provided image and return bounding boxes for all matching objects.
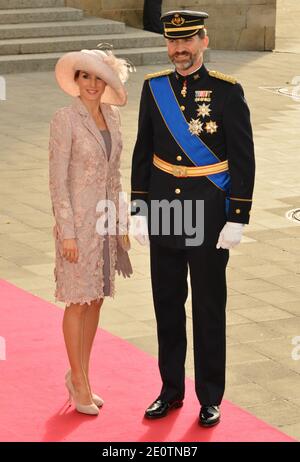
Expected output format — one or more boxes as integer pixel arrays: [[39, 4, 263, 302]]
[[216, 222, 244, 250], [129, 215, 149, 246]]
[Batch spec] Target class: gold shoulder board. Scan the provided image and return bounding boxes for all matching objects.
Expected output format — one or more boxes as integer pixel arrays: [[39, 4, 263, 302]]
[[209, 70, 237, 84], [145, 69, 173, 80]]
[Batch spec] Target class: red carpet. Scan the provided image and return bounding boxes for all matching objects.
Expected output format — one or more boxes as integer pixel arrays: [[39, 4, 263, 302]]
[[0, 279, 295, 442]]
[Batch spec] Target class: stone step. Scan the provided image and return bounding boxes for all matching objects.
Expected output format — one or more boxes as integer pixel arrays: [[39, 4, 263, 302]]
[[0, 28, 165, 55], [0, 47, 172, 74], [0, 0, 64, 8], [0, 47, 211, 74], [0, 7, 83, 25], [0, 17, 126, 39]]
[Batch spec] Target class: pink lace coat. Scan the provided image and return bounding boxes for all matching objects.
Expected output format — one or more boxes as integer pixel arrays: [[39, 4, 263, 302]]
[[49, 96, 123, 306]]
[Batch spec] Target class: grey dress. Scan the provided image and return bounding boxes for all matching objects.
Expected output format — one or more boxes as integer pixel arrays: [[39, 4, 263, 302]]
[[101, 129, 112, 296]]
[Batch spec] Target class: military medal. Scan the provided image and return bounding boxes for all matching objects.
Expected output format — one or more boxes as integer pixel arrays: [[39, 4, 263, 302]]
[[188, 118, 204, 136], [205, 120, 218, 134], [195, 90, 212, 102], [197, 103, 211, 118], [181, 79, 187, 97]]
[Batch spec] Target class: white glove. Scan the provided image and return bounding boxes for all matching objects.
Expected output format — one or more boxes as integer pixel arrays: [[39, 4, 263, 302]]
[[129, 215, 149, 246], [216, 222, 244, 250]]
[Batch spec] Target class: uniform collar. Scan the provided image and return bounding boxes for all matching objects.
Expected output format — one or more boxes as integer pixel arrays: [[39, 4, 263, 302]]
[[175, 64, 208, 83]]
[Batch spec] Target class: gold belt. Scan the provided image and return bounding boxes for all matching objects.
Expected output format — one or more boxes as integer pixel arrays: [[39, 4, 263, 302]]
[[153, 154, 228, 178]]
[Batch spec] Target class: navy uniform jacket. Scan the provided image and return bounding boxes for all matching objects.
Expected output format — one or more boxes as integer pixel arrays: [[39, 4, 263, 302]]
[[131, 64, 255, 248]]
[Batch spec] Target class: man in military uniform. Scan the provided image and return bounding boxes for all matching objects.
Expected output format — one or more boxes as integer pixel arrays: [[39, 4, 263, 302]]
[[130, 10, 255, 427]]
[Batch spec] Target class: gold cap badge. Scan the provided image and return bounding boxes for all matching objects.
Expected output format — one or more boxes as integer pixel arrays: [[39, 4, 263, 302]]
[[171, 14, 185, 26]]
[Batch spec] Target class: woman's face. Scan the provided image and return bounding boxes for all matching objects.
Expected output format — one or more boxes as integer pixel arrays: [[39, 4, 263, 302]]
[[76, 71, 106, 101]]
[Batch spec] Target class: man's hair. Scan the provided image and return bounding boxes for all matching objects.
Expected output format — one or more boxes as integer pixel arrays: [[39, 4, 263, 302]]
[[197, 28, 207, 39]]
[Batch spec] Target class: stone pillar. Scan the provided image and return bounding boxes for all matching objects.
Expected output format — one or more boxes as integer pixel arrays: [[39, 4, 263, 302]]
[[65, 0, 277, 51], [275, 0, 300, 52]]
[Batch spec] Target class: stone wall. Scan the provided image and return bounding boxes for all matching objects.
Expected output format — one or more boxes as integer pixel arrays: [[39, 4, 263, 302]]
[[65, 0, 277, 51], [65, 1, 143, 27]]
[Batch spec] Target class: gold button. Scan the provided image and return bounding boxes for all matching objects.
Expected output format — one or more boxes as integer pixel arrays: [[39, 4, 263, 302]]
[[177, 155, 182, 161], [235, 208, 241, 214], [180, 105, 185, 111], [175, 188, 181, 194]]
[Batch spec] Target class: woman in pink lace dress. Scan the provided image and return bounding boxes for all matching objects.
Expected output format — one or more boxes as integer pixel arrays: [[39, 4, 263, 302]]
[[49, 48, 132, 416]]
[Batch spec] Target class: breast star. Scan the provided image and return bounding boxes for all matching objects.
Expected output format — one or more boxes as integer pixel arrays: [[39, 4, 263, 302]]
[[196, 103, 211, 119], [205, 120, 218, 134], [188, 118, 204, 136]]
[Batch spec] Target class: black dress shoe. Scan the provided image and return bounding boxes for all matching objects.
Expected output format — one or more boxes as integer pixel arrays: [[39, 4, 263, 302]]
[[145, 399, 183, 419], [199, 405, 220, 427]]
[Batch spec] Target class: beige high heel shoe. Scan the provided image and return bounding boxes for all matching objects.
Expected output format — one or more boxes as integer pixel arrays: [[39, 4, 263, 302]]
[[65, 373, 99, 416], [65, 370, 104, 408]]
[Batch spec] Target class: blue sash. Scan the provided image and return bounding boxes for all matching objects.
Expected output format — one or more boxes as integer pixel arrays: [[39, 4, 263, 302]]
[[149, 76, 231, 201]]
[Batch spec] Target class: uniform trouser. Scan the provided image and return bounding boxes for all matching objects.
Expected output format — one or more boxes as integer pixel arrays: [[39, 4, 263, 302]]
[[150, 240, 229, 405], [143, 0, 163, 34]]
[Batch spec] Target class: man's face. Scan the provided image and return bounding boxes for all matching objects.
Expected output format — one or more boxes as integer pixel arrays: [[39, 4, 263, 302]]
[[167, 34, 209, 71]]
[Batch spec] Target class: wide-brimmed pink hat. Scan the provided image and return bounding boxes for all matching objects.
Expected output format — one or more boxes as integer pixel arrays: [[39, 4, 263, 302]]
[[55, 47, 130, 106]]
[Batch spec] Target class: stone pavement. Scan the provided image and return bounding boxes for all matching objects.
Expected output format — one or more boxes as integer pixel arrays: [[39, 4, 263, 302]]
[[0, 49, 300, 440]]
